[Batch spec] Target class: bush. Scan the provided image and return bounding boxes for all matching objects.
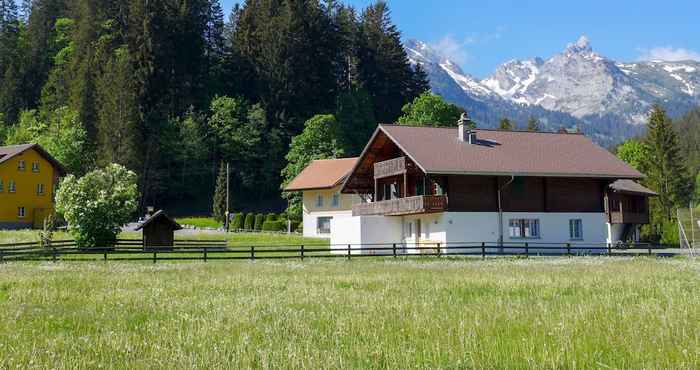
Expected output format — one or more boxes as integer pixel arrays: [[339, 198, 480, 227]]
[[265, 213, 278, 223], [295, 222, 303, 233], [254, 214, 264, 231], [262, 220, 285, 232], [55, 164, 138, 248], [243, 213, 254, 231], [231, 213, 243, 231], [660, 220, 680, 246]]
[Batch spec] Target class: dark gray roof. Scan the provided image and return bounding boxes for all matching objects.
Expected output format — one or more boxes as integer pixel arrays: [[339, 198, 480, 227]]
[[609, 180, 658, 196], [135, 210, 183, 231]]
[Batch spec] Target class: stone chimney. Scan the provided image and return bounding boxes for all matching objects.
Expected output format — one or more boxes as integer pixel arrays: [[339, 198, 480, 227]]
[[458, 112, 477, 144]]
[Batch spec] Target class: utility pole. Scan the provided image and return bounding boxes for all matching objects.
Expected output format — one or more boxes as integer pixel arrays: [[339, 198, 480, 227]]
[[225, 162, 230, 232]]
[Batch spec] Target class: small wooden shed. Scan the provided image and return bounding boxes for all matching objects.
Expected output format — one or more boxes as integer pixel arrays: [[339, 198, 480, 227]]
[[135, 210, 182, 250]]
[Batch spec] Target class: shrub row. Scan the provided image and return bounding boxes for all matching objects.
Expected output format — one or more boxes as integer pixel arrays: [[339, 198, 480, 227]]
[[228, 212, 302, 233]]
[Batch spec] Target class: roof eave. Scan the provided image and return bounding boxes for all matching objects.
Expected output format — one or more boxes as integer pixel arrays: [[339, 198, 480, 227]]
[[424, 170, 644, 179]]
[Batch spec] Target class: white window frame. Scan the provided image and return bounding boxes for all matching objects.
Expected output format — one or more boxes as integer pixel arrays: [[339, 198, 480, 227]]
[[37, 183, 45, 196], [569, 219, 583, 240], [331, 193, 340, 208], [509, 219, 540, 239], [17, 207, 25, 218], [18, 160, 25, 171], [32, 162, 40, 172], [315, 194, 324, 208], [317, 216, 332, 235], [9, 180, 16, 193]]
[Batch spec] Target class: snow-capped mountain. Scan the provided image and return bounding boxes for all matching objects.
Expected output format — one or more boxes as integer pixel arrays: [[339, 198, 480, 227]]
[[480, 36, 700, 125], [405, 36, 700, 143]]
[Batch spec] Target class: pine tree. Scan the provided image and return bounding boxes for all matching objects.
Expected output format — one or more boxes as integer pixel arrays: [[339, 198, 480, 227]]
[[527, 116, 540, 132], [498, 118, 513, 131], [212, 161, 227, 222], [644, 105, 692, 221]]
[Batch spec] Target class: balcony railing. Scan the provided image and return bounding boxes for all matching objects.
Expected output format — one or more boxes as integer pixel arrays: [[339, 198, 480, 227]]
[[609, 211, 649, 224], [352, 195, 448, 216], [374, 157, 407, 179]]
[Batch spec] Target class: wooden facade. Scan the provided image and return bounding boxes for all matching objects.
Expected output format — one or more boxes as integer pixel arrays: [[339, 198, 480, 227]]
[[605, 192, 650, 224], [136, 210, 183, 249]]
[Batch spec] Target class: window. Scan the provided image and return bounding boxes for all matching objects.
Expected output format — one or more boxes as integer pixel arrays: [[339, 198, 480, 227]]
[[32, 162, 39, 172], [569, 219, 583, 240], [18, 160, 25, 171], [316, 194, 324, 208], [317, 217, 332, 235], [17, 207, 25, 218], [407, 221, 413, 237], [332, 194, 340, 208], [509, 219, 540, 239], [37, 183, 45, 195], [9, 180, 16, 193], [0, 179, 3, 192]]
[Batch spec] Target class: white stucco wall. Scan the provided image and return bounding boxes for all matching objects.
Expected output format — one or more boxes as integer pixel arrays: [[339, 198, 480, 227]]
[[301, 185, 362, 239], [329, 212, 611, 255], [303, 210, 353, 238]]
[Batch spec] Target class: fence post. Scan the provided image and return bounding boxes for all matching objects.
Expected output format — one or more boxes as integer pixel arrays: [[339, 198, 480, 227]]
[[525, 243, 529, 258], [648, 246, 652, 256], [251, 246, 255, 261], [52, 247, 57, 263], [104, 251, 107, 262], [204, 247, 208, 263], [482, 242, 486, 259], [347, 244, 351, 260], [567, 243, 571, 257], [301, 245, 305, 261], [607, 243, 612, 256], [437, 243, 441, 257], [393, 243, 397, 258], [0, 249, 4, 264], [153, 251, 156, 264]]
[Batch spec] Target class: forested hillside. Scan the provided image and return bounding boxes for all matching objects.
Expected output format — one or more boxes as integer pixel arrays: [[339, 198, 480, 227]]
[[0, 0, 428, 212]]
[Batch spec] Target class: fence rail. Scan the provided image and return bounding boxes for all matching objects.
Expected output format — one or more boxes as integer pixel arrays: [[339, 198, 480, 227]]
[[0, 239, 688, 263]]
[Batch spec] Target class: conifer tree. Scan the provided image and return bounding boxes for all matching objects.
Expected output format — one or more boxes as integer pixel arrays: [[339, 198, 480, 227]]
[[498, 118, 514, 131], [644, 106, 692, 221], [212, 161, 227, 222], [527, 116, 540, 132]]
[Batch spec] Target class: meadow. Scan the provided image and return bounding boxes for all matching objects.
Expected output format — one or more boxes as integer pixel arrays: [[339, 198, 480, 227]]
[[0, 257, 698, 369]]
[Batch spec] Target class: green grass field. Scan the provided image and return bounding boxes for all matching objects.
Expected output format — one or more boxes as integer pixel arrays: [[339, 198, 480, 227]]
[[0, 257, 698, 369], [175, 217, 223, 229]]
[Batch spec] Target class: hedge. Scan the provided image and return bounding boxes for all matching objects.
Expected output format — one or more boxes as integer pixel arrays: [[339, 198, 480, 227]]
[[262, 220, 286, 232], [243, 213, 254, 231], [265, 213, 278, 223], [231, 213, 243, 230], [254, 214, 265, 231]]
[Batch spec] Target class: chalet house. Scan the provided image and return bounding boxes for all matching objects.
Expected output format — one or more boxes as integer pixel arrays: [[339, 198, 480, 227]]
[[330, 118, 656, 253], [284, 158, 362, 238], [0, 144, 66, 229]]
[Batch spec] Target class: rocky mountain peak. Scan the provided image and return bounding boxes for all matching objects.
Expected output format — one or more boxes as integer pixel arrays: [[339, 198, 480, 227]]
[[565, 35, 593, 55]]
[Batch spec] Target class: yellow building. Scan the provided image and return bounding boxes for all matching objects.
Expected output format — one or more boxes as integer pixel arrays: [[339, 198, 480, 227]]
[[0, 144, 66, 229]]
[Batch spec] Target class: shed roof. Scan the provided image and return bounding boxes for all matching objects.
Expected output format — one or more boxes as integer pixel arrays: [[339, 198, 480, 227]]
[[373, 125, 643, 178], [135, 210, 183, 231], [0, 143, 67, 176], [284, 157, 358, 191], [609, 180, 658, 196]]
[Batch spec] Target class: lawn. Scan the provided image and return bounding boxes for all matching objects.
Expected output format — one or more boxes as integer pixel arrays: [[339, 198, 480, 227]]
[[175, 217, 222, 229], [0, 258, 698, 369]]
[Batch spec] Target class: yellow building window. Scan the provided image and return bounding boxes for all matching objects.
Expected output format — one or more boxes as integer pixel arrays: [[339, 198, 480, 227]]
[[18, 160, 25, 171], [0, 179, 3, 192], [18, 207, 25, 218], [9, 180, 16, 193], [37, 183, 45, 195], [32, 162, 40, 172]]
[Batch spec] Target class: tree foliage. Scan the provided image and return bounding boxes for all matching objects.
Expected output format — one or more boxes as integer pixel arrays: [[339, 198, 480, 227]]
[[55, 164, 138, 248], [526, 116, 540, 132], [398, 92, 463, 127], [212, 161, 227, 222], [498, 118, 514, 131], [616, 140, 649, 173]]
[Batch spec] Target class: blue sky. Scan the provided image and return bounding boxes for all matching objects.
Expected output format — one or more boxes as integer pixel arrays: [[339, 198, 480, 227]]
[[221, 0, 700, 78]]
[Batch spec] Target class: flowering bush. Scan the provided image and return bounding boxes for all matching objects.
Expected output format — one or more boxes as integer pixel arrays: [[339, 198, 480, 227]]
[[55, 164, 138, 248]]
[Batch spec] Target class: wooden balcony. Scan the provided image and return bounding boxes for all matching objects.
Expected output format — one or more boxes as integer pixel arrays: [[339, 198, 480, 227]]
[[352, 195, 448, 216], [374, 157, 408, 179], [609, 211, 649, 224]]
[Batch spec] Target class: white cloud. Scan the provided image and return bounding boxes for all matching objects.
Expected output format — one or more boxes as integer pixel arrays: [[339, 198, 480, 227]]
[[638, 47, 700, 62], [430, 35, 471, 64]]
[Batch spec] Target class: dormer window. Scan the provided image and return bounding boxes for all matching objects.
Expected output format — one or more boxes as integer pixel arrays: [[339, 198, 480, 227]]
[[32, 162, 39, 172], [18, 160, 25, 171]]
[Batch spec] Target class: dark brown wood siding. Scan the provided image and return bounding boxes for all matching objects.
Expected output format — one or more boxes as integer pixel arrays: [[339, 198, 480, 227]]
[[546, 178, 604, 212], [446, 176, 606, 213]]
